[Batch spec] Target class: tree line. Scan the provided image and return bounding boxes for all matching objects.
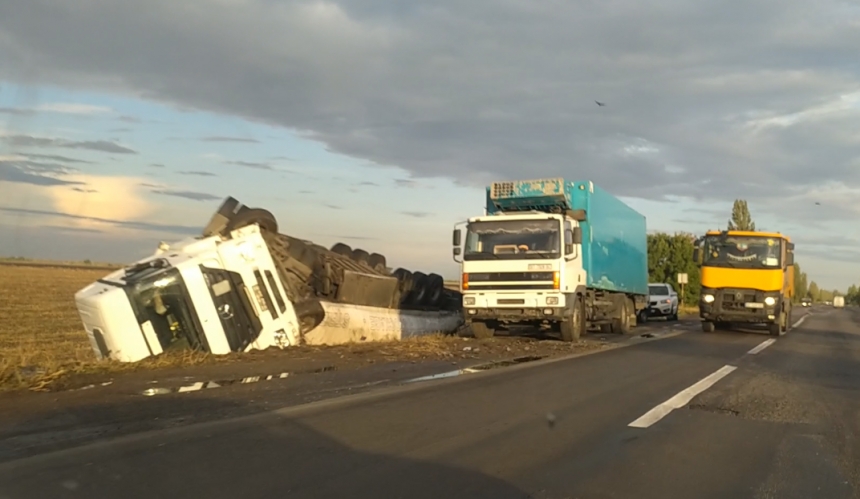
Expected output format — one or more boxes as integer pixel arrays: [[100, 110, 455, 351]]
[[648, 199, 817, 305]]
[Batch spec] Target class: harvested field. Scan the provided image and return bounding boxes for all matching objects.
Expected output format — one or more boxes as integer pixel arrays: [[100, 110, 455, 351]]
[[0, 262, 612, 394]]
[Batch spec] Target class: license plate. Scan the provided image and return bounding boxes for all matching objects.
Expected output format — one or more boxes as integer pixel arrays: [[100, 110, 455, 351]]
[[528, 264, 552, 271], [744, 302, 764, 309]]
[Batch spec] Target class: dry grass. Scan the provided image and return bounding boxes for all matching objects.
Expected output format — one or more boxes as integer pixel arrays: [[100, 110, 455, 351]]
[[0, 264, 221, 392], [679, 304, 699, 316]]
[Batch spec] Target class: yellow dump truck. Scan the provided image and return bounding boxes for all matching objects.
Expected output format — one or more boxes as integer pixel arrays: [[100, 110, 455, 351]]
[[694, 230, 795, 336]]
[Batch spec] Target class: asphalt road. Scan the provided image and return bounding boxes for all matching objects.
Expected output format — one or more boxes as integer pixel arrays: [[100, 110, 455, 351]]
[[1, 306, 857, 499]]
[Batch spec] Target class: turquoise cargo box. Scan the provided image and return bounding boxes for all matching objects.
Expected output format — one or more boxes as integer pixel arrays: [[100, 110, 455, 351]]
[[485, 178, 648, 296]]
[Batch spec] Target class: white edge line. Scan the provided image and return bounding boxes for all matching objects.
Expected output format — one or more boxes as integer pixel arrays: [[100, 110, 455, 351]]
[[628, 364, 738, 429], [747, 338, 776, 355]]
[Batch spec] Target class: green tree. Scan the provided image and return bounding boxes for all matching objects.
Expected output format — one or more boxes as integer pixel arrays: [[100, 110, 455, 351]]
[[792, 262, 809, 303], [727, 199, 756, 231], [808, 281, 820, 301], [647, 232, 700, 305], [847, 284, 859, 305]]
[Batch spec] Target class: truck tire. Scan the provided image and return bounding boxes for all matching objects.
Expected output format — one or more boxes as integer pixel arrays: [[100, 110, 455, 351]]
[[368, 253, 387, 272], [422, 273, 444, 306], [331, 243, 352, 257], [225, 208, 278, 234], [560, 294, 586, 341], [768, 321, 781, 336], [610, 296, 633, 334], [702, 321, 715, 332], [407, 272, 429, 305], [351, 248, 370, 265], [470, 320, 495, 339]]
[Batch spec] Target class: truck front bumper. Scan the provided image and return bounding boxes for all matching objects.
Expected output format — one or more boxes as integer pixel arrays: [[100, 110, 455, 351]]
[[699, 287, 781, 324], [464, 307, 566, 322]]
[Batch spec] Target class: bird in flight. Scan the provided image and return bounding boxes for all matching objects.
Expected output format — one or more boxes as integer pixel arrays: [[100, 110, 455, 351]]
[[815, 202, 821, 205], [595, 101, 606, 107]]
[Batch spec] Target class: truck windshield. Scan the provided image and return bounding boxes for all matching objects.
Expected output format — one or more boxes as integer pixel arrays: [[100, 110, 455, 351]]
[[123, 268, 207, 353], [464, 219, 561, 260], [702, 235, 783, 269]]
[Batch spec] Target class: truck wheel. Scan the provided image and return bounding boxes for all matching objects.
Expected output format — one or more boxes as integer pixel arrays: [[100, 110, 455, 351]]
[[610, 296, 633, 334], [768, 321, 781, 336], [331, 243, 352, 257], [391, 268, 414, 305], [351, 248, 370, 265], [408, 272, 429, 305], [702, 321, 715, 332], [368, 253, 387, 272], [783, 304, 792, 332], [422, 273, 444, 306], [560, 294, 586, 342], [225, 208, 278, 234], [470, 321, 495, 339]]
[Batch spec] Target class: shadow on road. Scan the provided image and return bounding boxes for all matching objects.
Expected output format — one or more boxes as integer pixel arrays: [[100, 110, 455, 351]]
[[0, 394, 530, 499]]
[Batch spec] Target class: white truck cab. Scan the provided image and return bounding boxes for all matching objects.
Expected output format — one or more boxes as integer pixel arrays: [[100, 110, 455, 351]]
[[75, 225, 301, 362]]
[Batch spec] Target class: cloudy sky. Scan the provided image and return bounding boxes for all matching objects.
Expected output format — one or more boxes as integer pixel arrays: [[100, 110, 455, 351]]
[[1, 0, 859, 290]]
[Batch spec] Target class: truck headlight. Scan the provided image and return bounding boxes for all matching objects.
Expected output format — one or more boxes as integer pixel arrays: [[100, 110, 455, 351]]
[[764, 296, 776, 306], [464, 296, 476, 306], [546, 296, 559, 305], [703, 294, 715, 303]]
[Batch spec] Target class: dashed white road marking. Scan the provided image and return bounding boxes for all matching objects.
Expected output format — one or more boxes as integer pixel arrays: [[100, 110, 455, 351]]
[[791, 314, 809, 329], [747, 338, 776, 355], [628, 365, 738, 429]]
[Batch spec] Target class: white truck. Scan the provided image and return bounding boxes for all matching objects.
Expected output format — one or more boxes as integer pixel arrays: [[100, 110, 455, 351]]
[[75, 197, 462, 363], [452, 178, 649, 341], [833, 295, 845, 308]]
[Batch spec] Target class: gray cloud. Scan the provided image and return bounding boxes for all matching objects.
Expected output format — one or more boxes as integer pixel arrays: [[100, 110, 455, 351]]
[[1, 0, 860, 222], [394, 180, 418, 188], [0, 107, 36, 116], [323, 204, 343, 210], [356, 181, 378, 186], [39, 224, 104, 234], [0, 160, 82, 186], [150, 189, 221, 201], [178, 170, 218, 177], [223, 160, 273, 170], [149, 163, 165, 168], [118, 115, 141, 123], [2, 134, 137, 154], [0, 206, 200, 235], [71, 186, 98, 193], [401, 211, 432, 218], [16, 152, 92, 164], [201, 136, 260, 143]]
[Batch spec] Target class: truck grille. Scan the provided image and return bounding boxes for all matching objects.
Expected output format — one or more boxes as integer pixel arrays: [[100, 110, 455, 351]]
[[720, 289, 758, 311]]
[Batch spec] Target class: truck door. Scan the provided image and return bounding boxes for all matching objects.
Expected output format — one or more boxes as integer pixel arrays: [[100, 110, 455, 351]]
[[200, 266, 262, 352]]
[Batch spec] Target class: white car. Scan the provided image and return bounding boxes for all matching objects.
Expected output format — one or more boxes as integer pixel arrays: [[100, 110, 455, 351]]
[[646, 283, 680, 321]]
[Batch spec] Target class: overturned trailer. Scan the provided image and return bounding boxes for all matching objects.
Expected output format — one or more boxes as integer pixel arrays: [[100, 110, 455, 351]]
[[75, 197, 463, 363]]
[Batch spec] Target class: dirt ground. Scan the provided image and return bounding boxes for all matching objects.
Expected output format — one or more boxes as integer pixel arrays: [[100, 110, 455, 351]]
[[0, 262, 618, 393]]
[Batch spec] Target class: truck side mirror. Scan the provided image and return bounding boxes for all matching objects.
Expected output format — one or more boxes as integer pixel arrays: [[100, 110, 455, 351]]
[[692, 248, 700, 263], [452, 229, 461, 246], [453, 247, 461, 256], [572, 227, 582, 244], [786, 252, 794, 266]]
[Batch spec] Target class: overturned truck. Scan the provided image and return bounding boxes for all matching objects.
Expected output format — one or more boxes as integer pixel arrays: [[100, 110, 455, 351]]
[[75, 197, 463, 363]]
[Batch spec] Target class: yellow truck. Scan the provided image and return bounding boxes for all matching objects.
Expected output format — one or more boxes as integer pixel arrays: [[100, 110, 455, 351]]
[[693, 230, 795, 336]]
